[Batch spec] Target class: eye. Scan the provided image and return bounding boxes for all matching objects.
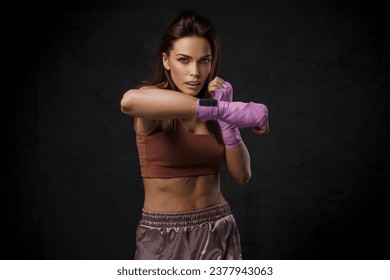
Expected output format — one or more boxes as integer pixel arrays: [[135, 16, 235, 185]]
[[199, 58, 211, 64], [178, 58, 189, 64]]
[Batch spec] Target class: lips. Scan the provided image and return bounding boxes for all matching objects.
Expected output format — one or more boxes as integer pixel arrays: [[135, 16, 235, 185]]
[[185, 81, 201, 86]]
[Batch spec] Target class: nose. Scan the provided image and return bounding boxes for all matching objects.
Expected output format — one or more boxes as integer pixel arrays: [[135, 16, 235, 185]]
[[190, 62, 200, 77]]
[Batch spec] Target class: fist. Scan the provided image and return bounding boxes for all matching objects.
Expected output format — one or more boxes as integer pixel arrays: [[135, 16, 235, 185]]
[[208, 77, 233, 102]]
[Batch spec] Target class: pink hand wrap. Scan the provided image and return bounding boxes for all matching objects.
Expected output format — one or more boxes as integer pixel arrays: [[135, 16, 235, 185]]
[[213, 82, 242, 148], [196, 92, 269, 130]]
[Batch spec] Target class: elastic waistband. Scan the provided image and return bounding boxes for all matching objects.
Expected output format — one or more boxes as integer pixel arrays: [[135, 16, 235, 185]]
[[140, 202, 231, 228]]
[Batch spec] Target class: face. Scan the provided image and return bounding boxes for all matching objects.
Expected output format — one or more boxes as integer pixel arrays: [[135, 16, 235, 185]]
[[162, 36, 212, 96]]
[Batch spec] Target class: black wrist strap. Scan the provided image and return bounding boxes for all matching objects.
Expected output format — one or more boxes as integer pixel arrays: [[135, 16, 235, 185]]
[[199, 99, 218, 107]]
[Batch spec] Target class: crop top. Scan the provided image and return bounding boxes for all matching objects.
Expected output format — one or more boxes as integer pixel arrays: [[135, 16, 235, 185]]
[[135, 119, 225, 178]]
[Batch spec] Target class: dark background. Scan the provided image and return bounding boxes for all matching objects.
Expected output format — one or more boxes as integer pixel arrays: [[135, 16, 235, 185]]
[[4, 0, 389, 259]]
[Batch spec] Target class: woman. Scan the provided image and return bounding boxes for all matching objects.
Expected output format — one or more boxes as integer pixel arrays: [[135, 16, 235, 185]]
[[120, 10, 269, 260]]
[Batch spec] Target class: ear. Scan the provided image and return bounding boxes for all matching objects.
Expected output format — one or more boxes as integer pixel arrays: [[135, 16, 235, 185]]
[[162, 52, 170, 70]]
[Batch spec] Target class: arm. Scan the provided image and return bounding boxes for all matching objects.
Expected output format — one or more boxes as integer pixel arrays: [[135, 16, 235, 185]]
[[120, 87, 197, 120], [225, 143, 251, 185], [121, 87, 198, 135], [207, 77, 267, 185]]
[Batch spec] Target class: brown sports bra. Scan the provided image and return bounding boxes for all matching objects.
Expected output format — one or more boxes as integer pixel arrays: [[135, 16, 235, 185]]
[[135, 119, 224, 178]]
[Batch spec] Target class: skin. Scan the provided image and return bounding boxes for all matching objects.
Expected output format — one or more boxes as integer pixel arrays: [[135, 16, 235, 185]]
[[121, 36, 266, 212]]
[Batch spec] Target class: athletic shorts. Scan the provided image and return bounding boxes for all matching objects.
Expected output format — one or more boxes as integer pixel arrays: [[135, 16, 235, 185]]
[[135, 201, 242, 260]]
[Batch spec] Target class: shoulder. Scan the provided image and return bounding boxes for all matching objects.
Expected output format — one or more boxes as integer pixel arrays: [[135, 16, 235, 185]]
[[122, 85, 158, 97], [137, 82, 167, 90], [138, 85, 158, 90]]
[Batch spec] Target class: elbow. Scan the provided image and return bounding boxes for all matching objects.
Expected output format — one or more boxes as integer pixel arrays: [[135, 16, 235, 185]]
[[237, 171, 251, 186], [238, 176, 251, 186], [120, 90, 136, 116]]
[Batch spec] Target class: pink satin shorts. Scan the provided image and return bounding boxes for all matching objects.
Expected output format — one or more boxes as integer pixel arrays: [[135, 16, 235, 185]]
[[135, 201, 242, 260]]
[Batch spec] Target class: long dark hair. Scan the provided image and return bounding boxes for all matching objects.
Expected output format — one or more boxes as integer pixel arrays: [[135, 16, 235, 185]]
[[140, 9, 223, 144]]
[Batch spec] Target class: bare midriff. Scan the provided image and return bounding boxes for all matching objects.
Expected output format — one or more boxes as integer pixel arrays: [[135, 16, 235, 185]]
[[142, 174, 225, 212]]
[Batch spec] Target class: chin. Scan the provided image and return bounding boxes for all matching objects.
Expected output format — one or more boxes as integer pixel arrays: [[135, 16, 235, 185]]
[[186, 91, 200, 96]]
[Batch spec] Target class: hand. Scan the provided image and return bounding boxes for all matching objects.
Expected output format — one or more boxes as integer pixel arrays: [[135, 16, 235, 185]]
[[209, 77, 234, 103], [200, 78, 270, 132], [251, 127, 269, 135], [208, 76, 225, 94]]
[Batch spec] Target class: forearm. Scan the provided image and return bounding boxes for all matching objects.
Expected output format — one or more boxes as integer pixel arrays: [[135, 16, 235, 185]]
[[225, 142, 251, 185], [196, 99, 269, 130], [120, 88, 197, 119]]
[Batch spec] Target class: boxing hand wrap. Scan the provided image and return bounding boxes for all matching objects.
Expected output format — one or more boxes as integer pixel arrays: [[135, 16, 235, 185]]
[[213, 81, 242, 148], [196, 99, 269, 130], [213, 81, 233, 101]]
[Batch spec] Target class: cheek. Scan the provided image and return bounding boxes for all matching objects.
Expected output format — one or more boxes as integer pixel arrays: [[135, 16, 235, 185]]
[[201, 64, 212, 75], [170, 64, 186, 79]]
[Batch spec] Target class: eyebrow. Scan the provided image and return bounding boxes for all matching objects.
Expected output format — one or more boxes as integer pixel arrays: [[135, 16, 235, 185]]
[[176, 54, 212, 59]]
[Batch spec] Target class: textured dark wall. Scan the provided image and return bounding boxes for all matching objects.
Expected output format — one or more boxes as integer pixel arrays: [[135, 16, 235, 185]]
[[5, 0, 390, 259]]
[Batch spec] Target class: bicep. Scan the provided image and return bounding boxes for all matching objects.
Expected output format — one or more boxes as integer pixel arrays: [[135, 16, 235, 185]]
[[121, 86, 196, 120]]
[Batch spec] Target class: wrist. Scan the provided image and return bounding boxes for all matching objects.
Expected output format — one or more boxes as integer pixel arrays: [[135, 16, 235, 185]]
[[219, 120, 242, 148]]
